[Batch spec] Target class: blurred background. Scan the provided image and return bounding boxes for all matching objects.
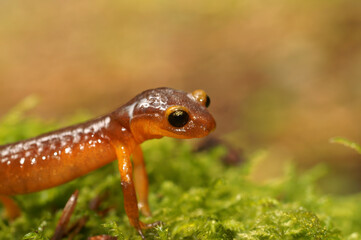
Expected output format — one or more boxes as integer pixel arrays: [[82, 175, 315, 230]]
[[0, 0, 360, 193]]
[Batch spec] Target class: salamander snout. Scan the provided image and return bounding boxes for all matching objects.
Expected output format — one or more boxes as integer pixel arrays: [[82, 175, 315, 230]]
[[203, 115, 216, 133], [189, 89, 216, 136]]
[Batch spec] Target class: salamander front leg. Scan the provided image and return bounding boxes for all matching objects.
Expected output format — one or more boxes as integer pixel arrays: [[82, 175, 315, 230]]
[[132, 145, 151, 217], [115, 145, 161, 239], [0, 195, 21, 220]]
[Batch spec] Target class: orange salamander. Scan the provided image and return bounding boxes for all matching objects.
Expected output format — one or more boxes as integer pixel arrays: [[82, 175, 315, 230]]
[[0, 87, 216, 239]]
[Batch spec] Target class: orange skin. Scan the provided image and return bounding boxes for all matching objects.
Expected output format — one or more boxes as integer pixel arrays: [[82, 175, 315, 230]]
[[0, 88, 216, 238]]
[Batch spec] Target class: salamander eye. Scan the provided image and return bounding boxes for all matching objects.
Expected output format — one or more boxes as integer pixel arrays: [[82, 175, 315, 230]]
[[166, 107, 189, 128], [192, 89, 210, 108], [205, 95, 210, 108]]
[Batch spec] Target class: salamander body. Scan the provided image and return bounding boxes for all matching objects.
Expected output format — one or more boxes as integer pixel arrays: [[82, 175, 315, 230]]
[[0, 87, 216, 239]]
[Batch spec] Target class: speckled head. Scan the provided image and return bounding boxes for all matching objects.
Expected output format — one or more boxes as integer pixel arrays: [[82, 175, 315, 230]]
[[127, 87, 216, 142]]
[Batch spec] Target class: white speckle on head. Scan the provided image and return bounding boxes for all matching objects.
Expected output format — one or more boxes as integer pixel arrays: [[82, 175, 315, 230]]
[[126, 102, 137, 119], [7, 160, 11, 165], [25, 151, 31, 157], [97, 139, 102, 143], [139, 94, 168, 111], [54, 152, 58, 156], [138, 98, 150, 109], [187, 92, 195, 101], [42, 156, 46, 160], [20, 158, 25, 165], [31, 158, 36, 165]]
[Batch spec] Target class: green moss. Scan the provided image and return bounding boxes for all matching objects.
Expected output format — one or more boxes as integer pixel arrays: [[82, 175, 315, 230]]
[[330, 137, 361, 155], [0, 98, 360, 239]]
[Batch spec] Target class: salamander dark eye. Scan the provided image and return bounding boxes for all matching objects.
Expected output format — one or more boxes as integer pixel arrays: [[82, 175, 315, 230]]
[[168, 109, 189, 128], [192, 89, 210, 108], [205, 95, 210, 108]]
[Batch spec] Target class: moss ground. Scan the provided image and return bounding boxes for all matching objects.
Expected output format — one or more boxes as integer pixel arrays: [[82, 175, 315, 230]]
[[0, 99, 361, 240]]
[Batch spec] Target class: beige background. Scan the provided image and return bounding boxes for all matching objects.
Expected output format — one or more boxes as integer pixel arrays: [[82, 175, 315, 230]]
[[1, 0, 360, 192]]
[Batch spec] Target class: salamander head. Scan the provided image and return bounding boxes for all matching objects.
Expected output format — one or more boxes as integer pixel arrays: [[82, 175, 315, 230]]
[[127, 87, 216, 143]]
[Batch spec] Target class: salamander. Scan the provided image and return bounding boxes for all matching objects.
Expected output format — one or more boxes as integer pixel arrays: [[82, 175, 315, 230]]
[[0, 87, 216, 238]]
